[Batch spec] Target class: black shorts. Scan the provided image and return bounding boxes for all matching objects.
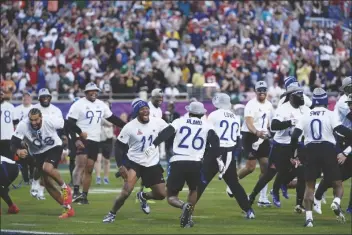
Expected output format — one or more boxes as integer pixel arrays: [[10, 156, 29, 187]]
[[241, 132, 270, 160], [76, 139, 100, 161], [0, 161, 19, 188], [340, 156, 352, 181], [304, 142, 341, 182], [0, 140, 12, 160], [33, 145, 63, 170], [268, 143, 294, 172], [167, 161, 201, 195], [99, 138, 113, 159], [125, 159, 165, 188]]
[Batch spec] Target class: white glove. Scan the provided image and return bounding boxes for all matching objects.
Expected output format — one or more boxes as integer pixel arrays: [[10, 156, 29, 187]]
[[144, 145, 156, 158], [290, 119, 298, 126], [216, 157, 225, 174]]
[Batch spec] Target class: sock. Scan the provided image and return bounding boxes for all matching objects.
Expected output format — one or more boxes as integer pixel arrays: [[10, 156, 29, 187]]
[[333, 197, 341, 205], [61, 183, 67, 189], [306, 211, 313, 221], [63, 204, 71, 209], [74, 185, 79, 194], [260, 184, 268, 200], [110, 210, 116, 215], [82, 191, 88, 197]]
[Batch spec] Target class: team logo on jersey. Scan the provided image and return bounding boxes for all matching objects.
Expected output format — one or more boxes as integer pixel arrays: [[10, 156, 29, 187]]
[[137, 129, 143, 135]]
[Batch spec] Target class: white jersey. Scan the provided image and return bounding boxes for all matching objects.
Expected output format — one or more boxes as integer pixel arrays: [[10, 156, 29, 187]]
[[1, 101, 15, 140], [296, 107, 341, 145], [117, 117, 168, 167], [242, 98, 274, 133], [13, 117, 64, 155], [334, 94, 351, 129], [33, 103, 63, 119], [67, 97, 113, 142], [184, 112, 207, 121], [273, 102, 310, 144], [171, 117, 213, 162], [148, 101, 162, 118], [207, 109, 240, 148], [14, 104, 33, 121], [278, 94, 312, 108]]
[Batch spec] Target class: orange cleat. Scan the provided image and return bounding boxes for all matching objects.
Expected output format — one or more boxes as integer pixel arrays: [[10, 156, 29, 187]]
[[8, 204, 20, 214], [62, 186, 72, 206], [59, 207, 75, 219]]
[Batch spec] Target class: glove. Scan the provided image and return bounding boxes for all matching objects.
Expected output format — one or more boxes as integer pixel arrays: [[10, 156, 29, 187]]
[[144, 144, 156, 158], [216, 157, 225, 173]]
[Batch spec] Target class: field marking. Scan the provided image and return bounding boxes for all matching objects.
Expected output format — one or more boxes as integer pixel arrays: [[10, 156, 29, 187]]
[[89, 187, 216, 194], [10, 223, 39, 227], [72, 220, 100, 224], [1, 229, 66, 235], [192, 215, 214, 218]]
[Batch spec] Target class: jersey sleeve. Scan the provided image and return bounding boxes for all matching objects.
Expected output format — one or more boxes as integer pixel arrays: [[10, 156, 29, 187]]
[[117, 124, 130, 144], [171, 118, 181, 132], [244, 101, 255, 118], [330, 111, 342, 129], [47, 116, 65, 129], [67, 102, 80, 120], [102, 102, 113, 118], [13, 121, 26, 140], [295, 115, 305, 131], [158, 118, 169, 131]]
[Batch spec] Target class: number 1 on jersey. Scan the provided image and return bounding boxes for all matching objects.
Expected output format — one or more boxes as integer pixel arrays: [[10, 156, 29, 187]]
[[261, 113, 266, 128]]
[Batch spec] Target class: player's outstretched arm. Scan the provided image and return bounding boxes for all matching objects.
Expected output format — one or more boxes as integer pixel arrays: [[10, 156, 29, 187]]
[[115, 140, 128, 168], [271, 119, 293, 131], [106, 115, 126, 128], [152, 125, 176, 147], [334, 125, 352, 141], [65, 117, 87, 139]]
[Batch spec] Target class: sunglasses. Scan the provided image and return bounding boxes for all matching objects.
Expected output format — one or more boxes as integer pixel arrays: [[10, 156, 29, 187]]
[[256, 88, 267, 93]]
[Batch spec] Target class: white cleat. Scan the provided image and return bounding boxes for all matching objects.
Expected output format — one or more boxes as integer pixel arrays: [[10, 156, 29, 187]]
[[36, 186, 46, 200], [226, 186, 234, 198], [36, 195, 46, 200], [304, 219, 314, 227], [30, 189, 38, 198], [321, 193, 327, 204], [331, 202, 346, 223], [313, 198, 322, 214], [257, 198, 272, 208]]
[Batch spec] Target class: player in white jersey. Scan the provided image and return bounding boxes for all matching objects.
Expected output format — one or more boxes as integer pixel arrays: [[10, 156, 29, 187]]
[[334, 76, 352, 128], [237, 81, 274, 207], [0, 91, 15, 160], [102, 100, 167, 223], [10, 108, 74, 218], [67, 83, 125, 204], [148, 88, 163, 118], [197, 93, 255, 219], [248, 83, 310, 212], [13, 92, 35, 186], [143, 101, 220, 227], [291, 88, 352, 227], [277, 76, 312, 108], [0, 155, 20, 215]]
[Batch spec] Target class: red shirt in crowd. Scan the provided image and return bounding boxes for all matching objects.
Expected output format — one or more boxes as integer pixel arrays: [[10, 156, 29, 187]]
[[38, 47, 54, 60], [27, 65, 39, 85]]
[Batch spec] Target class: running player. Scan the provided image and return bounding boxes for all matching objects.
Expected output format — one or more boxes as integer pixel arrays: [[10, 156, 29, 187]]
[[10, 108, 74, 218], [0, 90, 15, 160], [67, 83, 125, 204], [0, 155, 20, 215], [236, 81, 274, 207], [144, 101, 221, 227], [103, 100, 167, 223], [199, 93, 255, 219], [291, 88, 352, 227]]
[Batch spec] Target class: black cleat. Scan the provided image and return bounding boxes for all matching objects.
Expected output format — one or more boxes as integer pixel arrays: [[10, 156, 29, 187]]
[[78, 194, 89, 205], [180, 203, 193, 228], [72, 193, 83, 203]]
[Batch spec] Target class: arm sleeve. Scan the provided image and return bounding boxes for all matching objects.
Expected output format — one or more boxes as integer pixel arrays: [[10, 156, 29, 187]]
[[106, 115, 126, 128], [10, 135, 24, 155], [290, 128, 303, 149], [271, 119, 292, 131], [64, 119, 82, 135], [153, 125, 176, 146], [102, 103, 113, 118], [207, 129, 220, 157], [115, 139, 129, 167], [334, 125, 352, 141]]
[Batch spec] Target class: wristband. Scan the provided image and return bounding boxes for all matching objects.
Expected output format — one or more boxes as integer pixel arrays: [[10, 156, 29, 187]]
[[343, 146, 352, 156]]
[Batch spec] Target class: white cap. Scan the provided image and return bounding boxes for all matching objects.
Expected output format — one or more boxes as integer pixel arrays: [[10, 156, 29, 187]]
[[84, 82, 101, 92], [212, 93, 231, 110], [151, 88, 163, 97], [282, 83, 303, 96], [185, 101, 207, 115], [340, 76, 351, 91], [255, 81, 268, 90], [38, 88, 51, 97]]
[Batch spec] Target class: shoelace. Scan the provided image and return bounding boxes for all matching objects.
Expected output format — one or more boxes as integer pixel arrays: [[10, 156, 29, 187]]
[[62, 188, 68, 201]]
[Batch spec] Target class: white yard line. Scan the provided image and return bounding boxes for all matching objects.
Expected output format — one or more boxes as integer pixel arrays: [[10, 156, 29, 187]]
[[1, 230, 66, 235]]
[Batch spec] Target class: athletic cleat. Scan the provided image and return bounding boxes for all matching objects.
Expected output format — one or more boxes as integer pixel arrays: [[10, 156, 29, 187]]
[[36, 195, 46, 200], [103, 178, 109, 185], [30, 189, 38, 197], [294, 205, 305, 214], [346, 206, 352, 214], [331, 202, 345, 223], [180, 203, 193, 228], [313, 198, 322, 214], [281, 185, 289, 199], [257, 198, 272, 208], [226, 186, 234, 198], [304, 219, 313, 227], [103, 212, 116, 223], [136, 192, 150, 214], [8, 204, 19, 214], [321, 195, 327, 204], [78, 196, 89, 205], [96, 177, 101, 185], [59, 207, 75, 219], [62, 186, 72, 206], [246, 208, 255, 219], [72, 193, 83, 203], [270, 190, 281, 208]]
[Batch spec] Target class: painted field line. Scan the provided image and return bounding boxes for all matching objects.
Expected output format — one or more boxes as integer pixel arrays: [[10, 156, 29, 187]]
[[1, 229, 67, 235]]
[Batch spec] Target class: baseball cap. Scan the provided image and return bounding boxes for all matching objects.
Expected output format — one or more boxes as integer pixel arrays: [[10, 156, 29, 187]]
[[212, 93, 231, 110], [185, 101, 207, 115], [38, 88, 51, 97], [84, 82, 101, 92], [255, 81, 268, 91], [151, 88, 163, 97], [340, 76, 352, 91]]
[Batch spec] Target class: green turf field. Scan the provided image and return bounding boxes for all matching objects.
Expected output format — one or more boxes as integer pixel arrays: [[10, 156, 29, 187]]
[[1, 170, 351, 234]]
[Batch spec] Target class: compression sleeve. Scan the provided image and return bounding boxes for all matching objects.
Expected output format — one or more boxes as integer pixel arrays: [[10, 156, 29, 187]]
[[207, 129, 220, 157], [271, 119, 292, 131], [10, 136, 24, 156], [334, 125, 352, 141], [106, 115, 126, 128], [152, 125, 176, 146], [115, 140, 128, 167], [64, 119, 82, 135]]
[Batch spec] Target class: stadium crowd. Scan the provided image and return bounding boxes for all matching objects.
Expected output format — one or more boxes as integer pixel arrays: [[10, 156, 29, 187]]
[[0, 0, 351, 102]]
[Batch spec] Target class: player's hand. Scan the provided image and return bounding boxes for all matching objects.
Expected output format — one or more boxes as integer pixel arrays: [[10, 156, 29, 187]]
[[80, 132, 88, 139], [216, 157, 225, 173], [16, 149, 28, 158], [290, 119, 298, 126], [119, 166, 128, 181], [256, 131, 268, 139], [337, 153, 347, 165], [75, 139, 85, 149], [290, 158, 300, 168], [144, 145, 156, 158]]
